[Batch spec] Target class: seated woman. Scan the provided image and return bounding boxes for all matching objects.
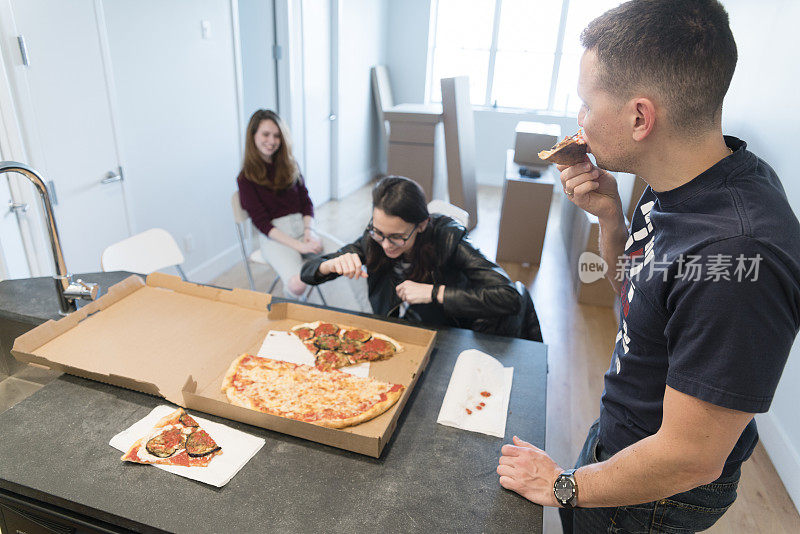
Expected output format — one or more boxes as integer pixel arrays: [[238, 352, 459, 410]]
[[237, 109, 367, 310], [301, 176, 542, 341]]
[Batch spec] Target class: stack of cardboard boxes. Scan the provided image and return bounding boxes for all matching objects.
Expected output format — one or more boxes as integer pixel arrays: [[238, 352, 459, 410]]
[[495, 122, 560, 266]]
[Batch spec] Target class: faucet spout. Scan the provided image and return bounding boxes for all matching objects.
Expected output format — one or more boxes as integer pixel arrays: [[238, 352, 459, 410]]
[[0, 160, 97, 314]]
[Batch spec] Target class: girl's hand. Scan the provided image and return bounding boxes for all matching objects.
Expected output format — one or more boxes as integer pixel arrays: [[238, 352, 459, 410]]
[[396, 281, 434, 304], [319, 253, 367, 279], [295, 240, 321, 255], [303, 230, 323, 254]]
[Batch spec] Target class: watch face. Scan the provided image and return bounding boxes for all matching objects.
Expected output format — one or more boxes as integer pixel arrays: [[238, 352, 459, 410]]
[[554, 476, 575, 501]]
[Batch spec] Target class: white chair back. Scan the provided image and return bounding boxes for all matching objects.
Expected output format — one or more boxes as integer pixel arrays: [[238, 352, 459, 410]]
[[428, 200, 469, 229], [101, 228, 186, 278], [231, 191, 250, 224]]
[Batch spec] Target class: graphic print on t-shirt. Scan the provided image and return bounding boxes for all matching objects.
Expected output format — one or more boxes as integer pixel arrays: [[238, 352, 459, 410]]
[[614, 199, 655, 373]]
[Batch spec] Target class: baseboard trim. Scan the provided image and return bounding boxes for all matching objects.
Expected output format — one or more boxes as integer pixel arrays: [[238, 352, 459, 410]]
[[476, 170, 504, 187], [186, 243, 241, 284], [337, 166, 377, 199], [755, 411, 800, 513]]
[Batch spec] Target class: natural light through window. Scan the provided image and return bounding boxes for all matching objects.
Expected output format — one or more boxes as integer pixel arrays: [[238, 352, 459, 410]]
[[427, 0, 624, 115]]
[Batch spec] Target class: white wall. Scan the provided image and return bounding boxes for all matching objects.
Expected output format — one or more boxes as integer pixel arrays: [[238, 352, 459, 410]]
[[334, 0, 387, 198], [103, 0, 242, 282], [722, 0, 800, 511]]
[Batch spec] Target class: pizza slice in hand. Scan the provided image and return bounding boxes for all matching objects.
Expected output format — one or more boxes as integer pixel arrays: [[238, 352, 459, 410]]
[[538, 130, 588, 166], [121, 408, 222, 467]]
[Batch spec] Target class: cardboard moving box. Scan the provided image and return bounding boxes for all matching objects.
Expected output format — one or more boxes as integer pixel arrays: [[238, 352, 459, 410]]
[[12, 273, 437, 457], [512, 121, 561, 167]]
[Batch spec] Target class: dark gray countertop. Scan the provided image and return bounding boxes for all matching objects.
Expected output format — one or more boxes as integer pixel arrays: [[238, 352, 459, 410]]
[[0, 271, 135, 377], [0, 274, 547, 533], [0, 271, 134, 325]]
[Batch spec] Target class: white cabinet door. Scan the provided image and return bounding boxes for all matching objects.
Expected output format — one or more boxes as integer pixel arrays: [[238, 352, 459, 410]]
[[239, 0, 279, 119], [9, 0, 131, 273], [300, 0, 333, 205], [0, 176, 30, 279]]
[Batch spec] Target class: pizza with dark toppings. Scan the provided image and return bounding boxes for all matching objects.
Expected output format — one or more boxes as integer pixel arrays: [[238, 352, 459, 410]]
[[315, 350, 351, 371], [314, 335, 341, 351], [314, 322, 340, 337], [290, 322, 403, 370], [292, 326, 315, 341], [120, 408, 222, 467], [341, 328, 372, 342], [221, 354, 406, 428], [361, 337, 396, 359]]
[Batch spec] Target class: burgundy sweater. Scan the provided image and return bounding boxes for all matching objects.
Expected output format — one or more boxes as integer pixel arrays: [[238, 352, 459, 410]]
[[237, 167, 314, 236]]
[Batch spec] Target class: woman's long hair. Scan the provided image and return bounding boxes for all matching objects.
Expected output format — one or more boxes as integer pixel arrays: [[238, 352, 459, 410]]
[[241, 109, 299, 191], [365, 176, 436, 283]]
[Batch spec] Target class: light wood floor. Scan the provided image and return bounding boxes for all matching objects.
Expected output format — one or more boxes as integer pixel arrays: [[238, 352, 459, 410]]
[[213, 183, 800, 533]]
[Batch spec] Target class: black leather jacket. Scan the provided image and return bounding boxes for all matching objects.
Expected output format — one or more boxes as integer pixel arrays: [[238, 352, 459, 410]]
[[301, 215, 541, 340]]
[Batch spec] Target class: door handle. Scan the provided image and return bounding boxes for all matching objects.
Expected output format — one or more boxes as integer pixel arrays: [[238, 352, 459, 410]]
[[7, 200, 29, 214], [328, 113, 337, 121], [101, 170, 123, 184]]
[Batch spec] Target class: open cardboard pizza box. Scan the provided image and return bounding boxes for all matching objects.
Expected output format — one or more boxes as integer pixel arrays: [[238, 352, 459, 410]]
[[11, 273, 437, 457]]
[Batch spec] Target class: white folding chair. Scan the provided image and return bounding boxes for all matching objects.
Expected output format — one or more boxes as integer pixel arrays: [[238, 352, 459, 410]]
[[231, 192, 326, 304], [101, 228, 187, 279], [428, 199, 469, 229]]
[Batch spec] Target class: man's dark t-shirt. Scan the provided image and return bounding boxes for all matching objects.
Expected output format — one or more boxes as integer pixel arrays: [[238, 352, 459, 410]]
[[598, 137, 800, 477]]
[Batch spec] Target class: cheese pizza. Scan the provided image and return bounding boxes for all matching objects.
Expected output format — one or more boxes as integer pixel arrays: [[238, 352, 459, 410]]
[[289, 321, 403, 371], [221, 354, 405, 428]]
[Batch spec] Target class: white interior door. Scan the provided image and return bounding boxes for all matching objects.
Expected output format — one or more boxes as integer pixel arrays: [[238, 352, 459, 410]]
[[8, 0, 131, 274], [0, 175, 29, 279], [300, 0, 332, 205], [239, 0, 279, 119]]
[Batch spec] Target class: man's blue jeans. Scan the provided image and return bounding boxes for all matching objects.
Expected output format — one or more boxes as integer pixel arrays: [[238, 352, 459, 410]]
[[559, 420, 740, 533]]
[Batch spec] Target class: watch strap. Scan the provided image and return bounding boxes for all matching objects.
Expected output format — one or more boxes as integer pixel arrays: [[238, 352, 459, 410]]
[[431, 284, 441, 304]]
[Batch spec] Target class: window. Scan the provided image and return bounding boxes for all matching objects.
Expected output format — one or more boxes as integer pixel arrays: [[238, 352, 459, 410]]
[[427, 0, 624, 115]]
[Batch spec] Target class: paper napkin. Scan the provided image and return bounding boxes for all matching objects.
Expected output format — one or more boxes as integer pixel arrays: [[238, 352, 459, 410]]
[[110, 405, 265, 487], [436, 349, 513, 438]]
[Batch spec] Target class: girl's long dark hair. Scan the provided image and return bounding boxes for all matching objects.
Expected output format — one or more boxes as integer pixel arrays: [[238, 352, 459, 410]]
[[365, 176, 436, 283], [241, 109, 299, 191]]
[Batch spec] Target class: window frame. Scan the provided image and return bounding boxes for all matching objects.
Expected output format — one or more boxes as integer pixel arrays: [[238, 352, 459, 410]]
[[426, 0, 577, 115]]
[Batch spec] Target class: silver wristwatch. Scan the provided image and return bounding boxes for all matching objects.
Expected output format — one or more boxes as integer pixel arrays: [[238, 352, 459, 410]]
[[554, 468, 578, 508]]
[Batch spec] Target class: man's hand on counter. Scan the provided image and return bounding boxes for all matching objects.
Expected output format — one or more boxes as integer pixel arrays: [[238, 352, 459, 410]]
[[497, 436, 562, 507]]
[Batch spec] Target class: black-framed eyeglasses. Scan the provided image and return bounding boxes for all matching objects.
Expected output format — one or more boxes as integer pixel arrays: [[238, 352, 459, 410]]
[[367, 220, 419, 247]]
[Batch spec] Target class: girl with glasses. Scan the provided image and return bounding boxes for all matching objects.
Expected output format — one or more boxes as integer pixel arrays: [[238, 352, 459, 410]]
[[301, 176, 541, 340]]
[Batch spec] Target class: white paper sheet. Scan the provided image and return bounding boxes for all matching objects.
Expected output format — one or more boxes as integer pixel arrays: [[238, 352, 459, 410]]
[[257, 330, 370, 377], [109, 405, 265, 487], [436, 349, 514, 438]]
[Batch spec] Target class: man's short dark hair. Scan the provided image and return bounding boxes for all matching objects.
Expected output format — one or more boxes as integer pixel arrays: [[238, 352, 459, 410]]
[[581, 0, 737, 131]]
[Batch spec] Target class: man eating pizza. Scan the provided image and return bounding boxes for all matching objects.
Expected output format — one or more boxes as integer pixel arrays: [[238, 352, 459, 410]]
[[497, 1, 800, 532]]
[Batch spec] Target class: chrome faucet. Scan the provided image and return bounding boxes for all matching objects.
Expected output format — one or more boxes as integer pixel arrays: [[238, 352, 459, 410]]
[[0, 161, 97, 314]]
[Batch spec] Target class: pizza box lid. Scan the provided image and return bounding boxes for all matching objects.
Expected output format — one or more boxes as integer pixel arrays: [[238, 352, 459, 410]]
[[11, 273, 437, 457]]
